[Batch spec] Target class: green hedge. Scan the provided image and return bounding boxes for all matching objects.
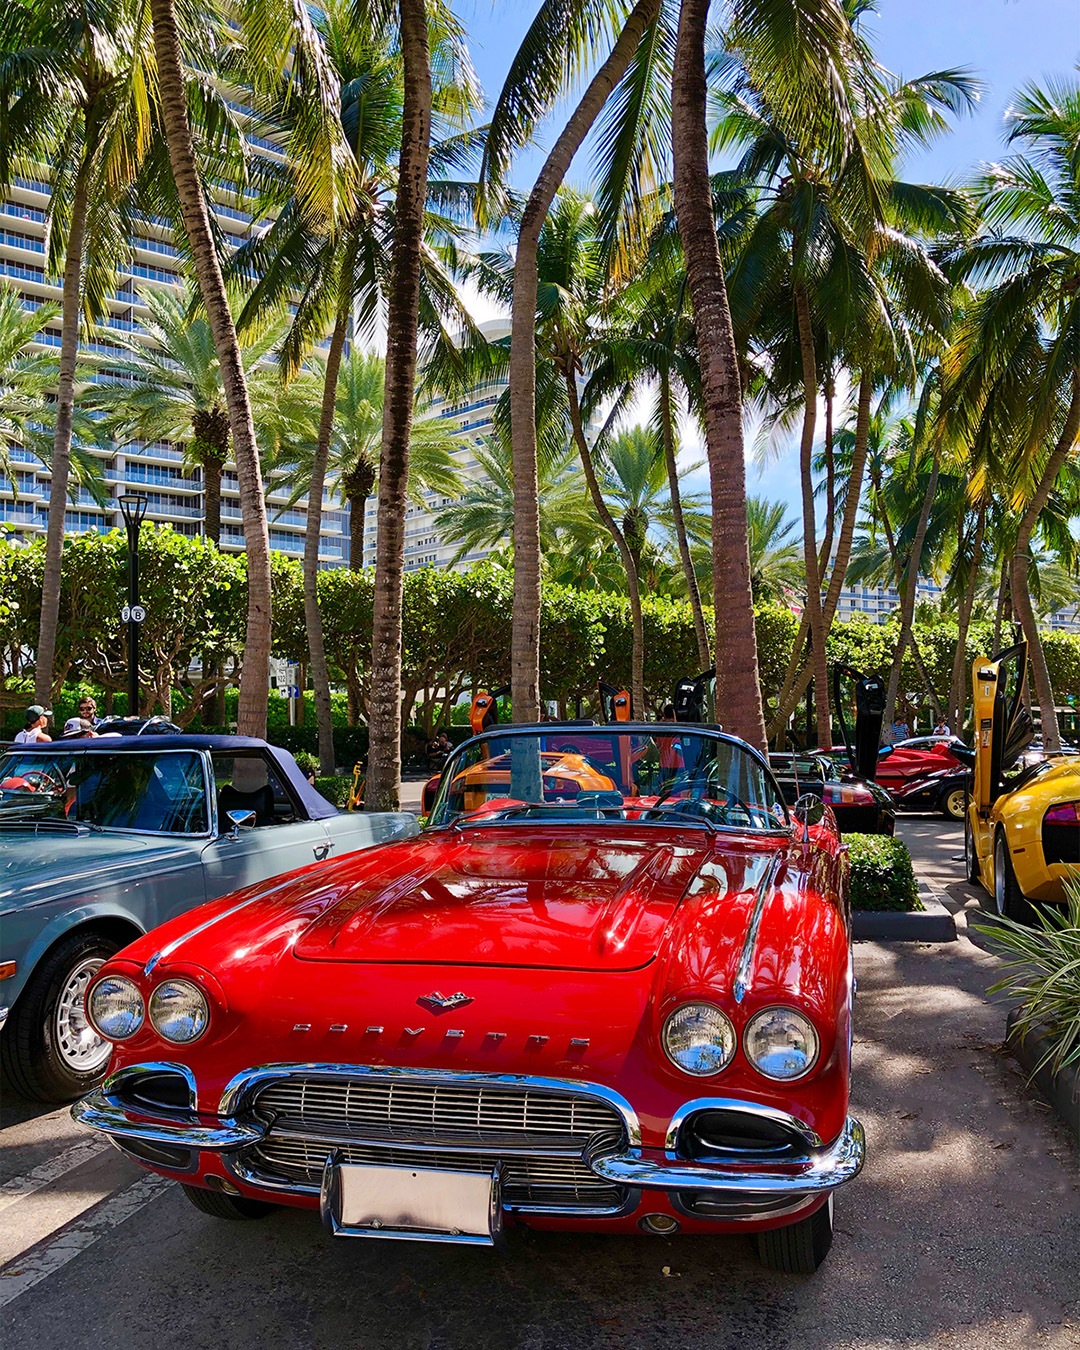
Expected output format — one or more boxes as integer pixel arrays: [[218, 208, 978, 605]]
[[314, 775, 353, 809], [846, 834, 924, 912]]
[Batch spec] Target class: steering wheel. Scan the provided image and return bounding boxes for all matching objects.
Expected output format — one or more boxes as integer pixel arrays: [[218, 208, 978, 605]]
[[642, 785, 737, 820], [11, 769, 63, 795]]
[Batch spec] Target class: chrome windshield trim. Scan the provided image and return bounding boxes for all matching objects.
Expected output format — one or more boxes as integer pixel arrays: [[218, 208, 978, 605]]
[[733, 854, 782, 1005], [218, 1062, 642, 1147], [591, 1115, 864, 1195], [664, 1097, 823, 1155]]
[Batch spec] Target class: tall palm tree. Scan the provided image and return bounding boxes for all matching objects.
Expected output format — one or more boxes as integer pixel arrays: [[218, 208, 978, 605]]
[[600, 425, 710, 572], [264, 351, 462, 570], [146, 0, 347, 738], [942, 77, 1080, 751], [0, 0, 164, 705]]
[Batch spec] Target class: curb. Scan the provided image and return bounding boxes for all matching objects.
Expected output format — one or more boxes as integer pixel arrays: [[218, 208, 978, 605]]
[[852, 888, 957, 942], [1006, 1010, 1080, 1142]]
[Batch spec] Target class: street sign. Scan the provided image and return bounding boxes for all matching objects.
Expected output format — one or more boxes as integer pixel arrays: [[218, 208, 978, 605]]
[[286, 685, 300, 699], [121, 604, 147, 624]]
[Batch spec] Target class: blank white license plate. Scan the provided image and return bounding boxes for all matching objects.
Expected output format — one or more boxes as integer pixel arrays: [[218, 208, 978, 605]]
[[322, 1157, 501, 1245]]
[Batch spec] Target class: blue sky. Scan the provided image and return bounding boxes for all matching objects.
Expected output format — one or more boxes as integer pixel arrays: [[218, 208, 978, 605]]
[[456, 0, 1080, 522]]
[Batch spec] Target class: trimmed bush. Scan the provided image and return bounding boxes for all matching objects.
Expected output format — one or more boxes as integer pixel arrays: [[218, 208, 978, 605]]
[[314, 775, 353, 809], [846, 834, 924, 912]]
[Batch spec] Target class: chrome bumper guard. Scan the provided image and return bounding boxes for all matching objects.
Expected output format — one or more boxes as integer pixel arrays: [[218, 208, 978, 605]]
[[72, 1086, 266, 1152], [590, 1115, 865, 1195]]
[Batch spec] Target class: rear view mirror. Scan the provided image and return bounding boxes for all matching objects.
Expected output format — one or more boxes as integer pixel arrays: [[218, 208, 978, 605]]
[[792, 793, 825, 839]]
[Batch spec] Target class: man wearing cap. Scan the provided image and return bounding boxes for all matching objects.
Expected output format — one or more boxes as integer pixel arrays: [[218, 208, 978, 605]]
[[14, 706, 53, 743]]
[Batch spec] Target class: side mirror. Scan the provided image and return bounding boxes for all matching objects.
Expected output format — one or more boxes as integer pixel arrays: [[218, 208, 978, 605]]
[[792, 793, 825, 840], [225, 808, 256, 840]]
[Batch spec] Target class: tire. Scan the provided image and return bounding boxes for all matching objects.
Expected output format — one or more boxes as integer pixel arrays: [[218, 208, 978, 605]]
[[754, 1195, 834, 1275], [0, 929, 123, 1103], [992, 831, 1034, 924], [941, 786, 967, 822], [964, 815, 981, 884], [181, 1184, 277, 1220]]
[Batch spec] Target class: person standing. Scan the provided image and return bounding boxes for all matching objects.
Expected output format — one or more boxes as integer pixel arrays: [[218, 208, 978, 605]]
[[932, 716, 951, 739], [63, 697, 100, 737], [14, 705, 53, 743]]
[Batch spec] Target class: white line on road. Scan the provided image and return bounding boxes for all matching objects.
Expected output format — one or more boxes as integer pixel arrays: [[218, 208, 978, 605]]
[[0, 1173, 174, 1308], [0, 1137, 110, 1215]]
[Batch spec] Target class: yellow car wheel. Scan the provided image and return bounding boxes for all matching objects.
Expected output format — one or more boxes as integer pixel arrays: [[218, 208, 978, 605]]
[[964, 816, 981, 885], [992, 831, 1033, 924]]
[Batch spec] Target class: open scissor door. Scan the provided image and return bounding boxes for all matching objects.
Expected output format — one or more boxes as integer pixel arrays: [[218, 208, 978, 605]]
[[972, 642, 1032, 813], [833, 666, 887, 781]]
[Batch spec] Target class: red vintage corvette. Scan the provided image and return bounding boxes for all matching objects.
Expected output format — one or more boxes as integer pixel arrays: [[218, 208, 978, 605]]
[[73, 724, 864, 1273]]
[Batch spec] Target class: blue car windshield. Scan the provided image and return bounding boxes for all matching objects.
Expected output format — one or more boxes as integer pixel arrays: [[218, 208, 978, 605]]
[[427, 728, 788, 832], [0, 750, 208, 834]]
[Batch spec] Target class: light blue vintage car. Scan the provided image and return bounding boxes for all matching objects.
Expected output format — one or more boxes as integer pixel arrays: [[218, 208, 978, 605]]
[[0, 734, 416, 1102]]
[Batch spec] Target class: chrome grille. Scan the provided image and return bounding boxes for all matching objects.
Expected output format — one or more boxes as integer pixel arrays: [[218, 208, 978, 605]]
[[244, 1075, 629, 1214]]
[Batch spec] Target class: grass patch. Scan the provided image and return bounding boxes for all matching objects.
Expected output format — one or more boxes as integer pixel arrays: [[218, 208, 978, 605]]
[[846, 833, 924, 912]]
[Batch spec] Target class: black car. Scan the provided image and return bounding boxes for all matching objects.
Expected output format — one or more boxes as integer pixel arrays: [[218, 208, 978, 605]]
[[768, 752, 896, 835]]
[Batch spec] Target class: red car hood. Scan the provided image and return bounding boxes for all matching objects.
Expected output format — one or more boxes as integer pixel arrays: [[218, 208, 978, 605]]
[[292, 829, 719, 972]]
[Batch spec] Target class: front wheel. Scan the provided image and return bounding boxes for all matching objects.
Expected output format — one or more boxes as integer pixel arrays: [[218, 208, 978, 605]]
[[964, 815, 982, 884], [941, 786, 967, 821], [181, 1184, 278, 1220], [754, 1195, 834, 1274], [0, 930, 122, 1102]]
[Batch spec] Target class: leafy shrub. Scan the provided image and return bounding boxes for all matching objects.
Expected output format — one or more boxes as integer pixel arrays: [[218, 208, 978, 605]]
[[846, 834, 924, 912], [292, 750, 318, 779], [975, 878, 1080, 1076], [314, 775, 353, 809]]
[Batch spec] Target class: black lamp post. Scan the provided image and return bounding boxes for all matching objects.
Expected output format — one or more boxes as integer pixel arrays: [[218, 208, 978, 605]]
[[119, 493, 148, 716]]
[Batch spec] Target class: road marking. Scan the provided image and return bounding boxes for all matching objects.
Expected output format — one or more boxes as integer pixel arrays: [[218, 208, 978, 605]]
[[0, 1138, 111, 1215], [0, 1173, 174, 1307]]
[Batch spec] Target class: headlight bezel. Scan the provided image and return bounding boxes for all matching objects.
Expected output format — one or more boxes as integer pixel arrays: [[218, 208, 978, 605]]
[[148, 978, 210, 1045], [87, 975, 145, 1042], [743, 1004, 820, 1081], [661, 1000, 737, 1078]]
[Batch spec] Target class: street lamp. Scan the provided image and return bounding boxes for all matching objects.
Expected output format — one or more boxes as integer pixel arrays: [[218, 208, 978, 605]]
[[118, 493, 148, 716]]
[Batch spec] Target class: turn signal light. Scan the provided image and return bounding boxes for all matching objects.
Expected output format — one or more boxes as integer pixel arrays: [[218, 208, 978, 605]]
[[0, 961, 16, 981]]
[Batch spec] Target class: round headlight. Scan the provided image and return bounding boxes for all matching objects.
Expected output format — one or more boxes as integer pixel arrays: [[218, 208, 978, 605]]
[[149, 980, 209, 1044], [87, 976, 144, 1041], [744, 1006, 819, 1080], [662, 1002, 736, 1077]]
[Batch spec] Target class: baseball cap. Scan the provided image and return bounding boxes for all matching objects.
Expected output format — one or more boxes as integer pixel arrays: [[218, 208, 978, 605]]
[[27, 704, 53, 718]]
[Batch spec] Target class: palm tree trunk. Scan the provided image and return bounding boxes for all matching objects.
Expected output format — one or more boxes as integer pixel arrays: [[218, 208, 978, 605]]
[[365, 0, 432, 811], [947, 503, 985, 731], [794, 283, 830, 748], [1009, 369, 1080, 753], [992, 554, 1009, 653], [672, 0, 765, 750], [565, 372, 644, 712], [347, 487, 369, 569], [509, 0, 662, 725], [817, 376, 835, 578], [203, 456, 224, 545], [307, 310, 349, 775], [150, 0, 272, 739], [660, 369, 709, 670], [35, 150, 92, 706], [884, 447, 940, 731]]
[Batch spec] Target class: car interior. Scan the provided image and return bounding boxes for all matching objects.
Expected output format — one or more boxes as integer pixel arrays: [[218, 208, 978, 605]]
[[211, 753, 301, 828]]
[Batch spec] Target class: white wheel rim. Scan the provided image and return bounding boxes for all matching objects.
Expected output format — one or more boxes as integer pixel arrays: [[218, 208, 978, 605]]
[[53, 957, 111, 1074], [993, 841, 1006, 916], [947, 790, 965, 819]]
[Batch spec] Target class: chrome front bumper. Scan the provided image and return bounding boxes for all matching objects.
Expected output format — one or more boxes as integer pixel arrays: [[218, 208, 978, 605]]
[[74, 1074, 865, 1201]]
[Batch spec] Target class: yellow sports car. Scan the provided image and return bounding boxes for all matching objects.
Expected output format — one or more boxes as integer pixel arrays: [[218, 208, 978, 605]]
[[965, 641, 1080, 919]]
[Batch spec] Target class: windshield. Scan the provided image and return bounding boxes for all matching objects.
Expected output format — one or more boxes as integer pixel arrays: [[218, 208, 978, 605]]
[[427, 728, 788, 832], [0, 750, 208, 834]]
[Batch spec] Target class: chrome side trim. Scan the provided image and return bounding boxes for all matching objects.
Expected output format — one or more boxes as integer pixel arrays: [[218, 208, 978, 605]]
[[668, 1189, 817, 1225], [217, 1063, 642, 1147], [664, 1097, 823, 1155], [0, 1006, 8, 1032], [733, 854, 781, 1004], [72, 1087, 265, 1151], [590, 1115, 864, 1195]]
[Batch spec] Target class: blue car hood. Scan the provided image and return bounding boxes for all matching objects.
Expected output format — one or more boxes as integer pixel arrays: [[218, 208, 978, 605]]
[[0, 829, 199, 913]]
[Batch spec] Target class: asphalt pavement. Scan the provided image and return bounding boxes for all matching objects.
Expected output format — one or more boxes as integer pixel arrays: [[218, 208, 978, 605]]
[[1, 814, 1077, 1349]]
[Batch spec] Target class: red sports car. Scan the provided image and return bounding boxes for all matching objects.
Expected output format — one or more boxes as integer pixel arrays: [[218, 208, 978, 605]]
[[73, 724, 864, 1273], [874, 736, 970, 794]]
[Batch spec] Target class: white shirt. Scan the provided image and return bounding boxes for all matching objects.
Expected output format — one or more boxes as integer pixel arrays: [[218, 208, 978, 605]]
[[932, 725, 951, 738], [14, 726, 50, 743]]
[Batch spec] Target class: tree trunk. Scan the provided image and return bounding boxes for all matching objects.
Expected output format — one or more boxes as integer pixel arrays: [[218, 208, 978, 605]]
[[1009, 370, 1080, 753], [660, 369, 710, 670], [884, 448, 940, 731], [508, 0, 662, 726], [202, 455, 224, 545], [565, 372, 644, 712], [35, 150, 92, 706], [672, 0, 765, 749], [348, 489, 368, 569], [794, 284, 830, 748], [947, 503, 985, 732], [365, 0, 432, 811], [150, 0, 272, 739], [992, 554, 1009, 653], [307, 310, 349, 775], [817, 376, 835, 578]]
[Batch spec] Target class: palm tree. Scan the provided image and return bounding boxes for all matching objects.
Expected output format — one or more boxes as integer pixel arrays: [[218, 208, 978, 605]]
[[91, 286, 285, 543], [942, 77, 1080, 751], [146, 0, 346, 738], [600, 425, 710, 572], [265, 351, 462, 570], [745, 498, 803, 605], [0, 0, 164, 705]]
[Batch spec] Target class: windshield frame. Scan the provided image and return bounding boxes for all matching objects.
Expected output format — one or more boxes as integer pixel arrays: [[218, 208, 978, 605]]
[[426, 723, 791, 836], [0, 746, 215, 838]]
